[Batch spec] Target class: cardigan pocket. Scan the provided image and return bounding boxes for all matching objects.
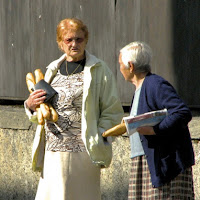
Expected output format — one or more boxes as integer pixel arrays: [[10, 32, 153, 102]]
[[158, 152, 181, 180]]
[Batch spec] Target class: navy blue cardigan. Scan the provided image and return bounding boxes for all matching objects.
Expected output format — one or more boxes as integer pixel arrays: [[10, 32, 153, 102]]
[[134, 73, 194, 188]]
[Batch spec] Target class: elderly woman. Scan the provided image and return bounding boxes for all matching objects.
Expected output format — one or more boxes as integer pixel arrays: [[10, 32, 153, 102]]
[[119, 41, 195, 199], [25, 18, 123, 200]]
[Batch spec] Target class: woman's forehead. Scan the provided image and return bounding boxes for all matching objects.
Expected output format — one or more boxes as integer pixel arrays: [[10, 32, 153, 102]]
[[64, 30, 85, 38]]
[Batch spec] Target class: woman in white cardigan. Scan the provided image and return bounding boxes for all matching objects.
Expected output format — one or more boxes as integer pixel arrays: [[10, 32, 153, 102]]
[[25, 18, 123, 200]]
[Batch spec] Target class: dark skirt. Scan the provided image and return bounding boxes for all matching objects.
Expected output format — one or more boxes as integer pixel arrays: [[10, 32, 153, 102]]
[[128, 156, 194, 200]]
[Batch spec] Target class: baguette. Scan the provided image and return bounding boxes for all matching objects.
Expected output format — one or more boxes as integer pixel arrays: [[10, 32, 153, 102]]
[[26, 73, 36, 93], [102, 123, 126, 137], [49, 104, 58, 122], [36, 107, 45, 125], [40, 103, 51, 120], [34, 69, 44, 83]]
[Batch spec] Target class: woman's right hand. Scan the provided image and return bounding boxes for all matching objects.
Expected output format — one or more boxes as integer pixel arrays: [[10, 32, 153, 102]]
[[26, 89, 46, 112]]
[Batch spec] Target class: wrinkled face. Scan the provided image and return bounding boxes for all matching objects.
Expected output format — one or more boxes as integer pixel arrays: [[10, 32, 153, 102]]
[[61, 30, 87, 61], [119, 53, 132, 82]]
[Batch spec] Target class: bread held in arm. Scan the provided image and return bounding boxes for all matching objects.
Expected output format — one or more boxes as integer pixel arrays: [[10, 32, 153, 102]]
[[34, 69, 44, 83], [49, 104, 58, 122], [26, 69, 58, 125], [102, 123, 126, 137], [36, 106, 45, 125], [26, 73, 36, 93], [26, 72, 45, 125]]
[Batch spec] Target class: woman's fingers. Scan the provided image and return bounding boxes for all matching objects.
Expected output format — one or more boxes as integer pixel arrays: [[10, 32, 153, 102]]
[[27, 90, 46, 111], [31, 89, 46, 97], [136, 126, 155, 135]]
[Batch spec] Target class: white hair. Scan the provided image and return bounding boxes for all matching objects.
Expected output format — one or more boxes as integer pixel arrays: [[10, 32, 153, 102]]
[[120, 41, 152, 73]]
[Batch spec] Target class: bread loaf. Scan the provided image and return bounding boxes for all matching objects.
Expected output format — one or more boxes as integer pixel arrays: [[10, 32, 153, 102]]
[[40, 103, 51, 120], [49, 104, 58, 122], [102, 123, 126, 137], [34, 69, 44, 83], [26, 73, 36, 93], [36, 107, 45, 125]]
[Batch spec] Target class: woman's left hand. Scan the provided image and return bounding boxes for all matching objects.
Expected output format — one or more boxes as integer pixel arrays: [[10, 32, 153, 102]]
[[136, 126, 156, 135]]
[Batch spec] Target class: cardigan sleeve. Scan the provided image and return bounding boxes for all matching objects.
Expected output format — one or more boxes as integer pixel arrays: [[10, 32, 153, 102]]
[[147, 76, 192, 136], [97, 62, 124, 136]]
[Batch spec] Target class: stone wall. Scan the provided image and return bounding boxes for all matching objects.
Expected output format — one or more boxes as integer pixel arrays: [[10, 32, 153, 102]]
[[0, 105, 199, 200]]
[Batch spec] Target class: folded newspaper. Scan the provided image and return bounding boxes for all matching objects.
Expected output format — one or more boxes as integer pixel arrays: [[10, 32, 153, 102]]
[[123, 109, 168, 136]]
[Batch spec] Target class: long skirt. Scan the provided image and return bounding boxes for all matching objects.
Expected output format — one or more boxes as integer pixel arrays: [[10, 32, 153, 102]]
[[35, 151, 101, 200], [128, 156, 194, 200]]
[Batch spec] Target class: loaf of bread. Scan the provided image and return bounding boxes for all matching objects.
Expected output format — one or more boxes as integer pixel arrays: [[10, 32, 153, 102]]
[[49, 104, 59, 122], [40, 103, 51, 120], [36, 107, 45, 125], [26, 73, 36, 93], [34, 69, 44, 83], [102, 123, 126, 137]]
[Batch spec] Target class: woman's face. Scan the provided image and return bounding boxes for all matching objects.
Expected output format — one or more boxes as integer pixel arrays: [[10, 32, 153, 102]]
[[61, 29, 87, 61]]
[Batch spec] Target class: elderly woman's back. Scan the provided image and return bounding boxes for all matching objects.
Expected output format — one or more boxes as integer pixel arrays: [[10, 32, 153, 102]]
[[118, 41, 194, 200]]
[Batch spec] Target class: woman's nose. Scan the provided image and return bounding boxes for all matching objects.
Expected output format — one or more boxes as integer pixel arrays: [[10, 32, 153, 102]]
[[71, 39, 78, 46]]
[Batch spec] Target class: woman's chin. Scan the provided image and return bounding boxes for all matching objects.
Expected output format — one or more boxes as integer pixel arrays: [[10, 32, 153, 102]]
[[70, 54, 84, 61]]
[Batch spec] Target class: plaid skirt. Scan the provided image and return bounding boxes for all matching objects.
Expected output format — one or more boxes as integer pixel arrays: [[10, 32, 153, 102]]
[[128, 156, 194, 200]]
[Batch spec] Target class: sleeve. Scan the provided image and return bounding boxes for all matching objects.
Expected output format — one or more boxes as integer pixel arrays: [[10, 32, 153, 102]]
[[24, 100, 39, 124], [97, 63, 124, 140], [150, 78, 192, 136]]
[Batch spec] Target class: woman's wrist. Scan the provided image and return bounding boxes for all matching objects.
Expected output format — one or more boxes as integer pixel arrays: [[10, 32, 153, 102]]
[[25, 99, 36, 112]]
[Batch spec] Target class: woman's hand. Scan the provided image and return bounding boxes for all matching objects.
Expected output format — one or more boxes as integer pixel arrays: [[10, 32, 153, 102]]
[[26, 89, 46, 111], [136, 126, 156, 135]]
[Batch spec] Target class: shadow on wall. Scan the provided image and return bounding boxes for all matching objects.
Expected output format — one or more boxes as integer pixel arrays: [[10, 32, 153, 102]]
[[172, 0, 200, 107], [0, 191, 36, 200], [102, 189, 128, 200]]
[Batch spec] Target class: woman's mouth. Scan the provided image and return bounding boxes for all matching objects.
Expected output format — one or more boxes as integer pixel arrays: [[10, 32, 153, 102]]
[[71, 48, 79, 52]]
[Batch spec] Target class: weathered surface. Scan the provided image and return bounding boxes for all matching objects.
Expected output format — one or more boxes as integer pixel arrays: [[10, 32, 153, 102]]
[[0, 129, 39, 200], [101, 136, 131, 200], [0, 106, 31, 130], [1, 1, 200, 107], [0, 105, 199, 200], [189, 112, 200, 200]]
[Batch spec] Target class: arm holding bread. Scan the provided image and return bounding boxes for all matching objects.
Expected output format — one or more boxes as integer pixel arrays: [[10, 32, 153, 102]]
[[26, 89, 46, 112], [25, 69, 58, 125]]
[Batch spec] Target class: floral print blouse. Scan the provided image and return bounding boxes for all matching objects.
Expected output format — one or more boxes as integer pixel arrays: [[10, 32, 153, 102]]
[[45, 70, 86, 152]]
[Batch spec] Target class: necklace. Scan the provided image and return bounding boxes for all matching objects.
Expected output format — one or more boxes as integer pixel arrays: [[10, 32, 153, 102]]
[[66, 59, 84, 76]]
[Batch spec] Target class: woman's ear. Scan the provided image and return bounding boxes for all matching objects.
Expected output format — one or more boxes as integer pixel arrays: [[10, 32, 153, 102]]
[[128, 62, 134, 73]]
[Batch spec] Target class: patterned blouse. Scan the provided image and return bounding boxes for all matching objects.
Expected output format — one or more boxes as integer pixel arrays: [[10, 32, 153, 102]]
[[45, 70, 86, 152]]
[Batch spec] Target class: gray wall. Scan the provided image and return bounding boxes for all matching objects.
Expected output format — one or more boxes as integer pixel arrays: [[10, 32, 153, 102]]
[[0, 0, 200, 106]]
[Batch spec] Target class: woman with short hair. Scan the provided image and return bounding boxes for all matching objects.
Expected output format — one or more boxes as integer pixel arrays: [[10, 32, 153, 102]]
[[119, 41, 195, 200], [25, 18, 124, 200]]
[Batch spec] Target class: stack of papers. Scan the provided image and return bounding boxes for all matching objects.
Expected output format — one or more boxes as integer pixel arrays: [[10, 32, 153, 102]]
[[123, 109, 168, 136]]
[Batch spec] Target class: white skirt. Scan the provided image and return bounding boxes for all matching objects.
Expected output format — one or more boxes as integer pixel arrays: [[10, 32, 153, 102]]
[[35, 151, 101, 200]]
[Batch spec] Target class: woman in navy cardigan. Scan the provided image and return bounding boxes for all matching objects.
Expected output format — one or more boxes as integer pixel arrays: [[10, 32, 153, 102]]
[[119, 41, 195, 199]]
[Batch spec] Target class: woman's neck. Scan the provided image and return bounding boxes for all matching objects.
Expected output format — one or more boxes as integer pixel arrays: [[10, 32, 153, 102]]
[[66, 54, 85, 62], [132, 72, 148, 90]]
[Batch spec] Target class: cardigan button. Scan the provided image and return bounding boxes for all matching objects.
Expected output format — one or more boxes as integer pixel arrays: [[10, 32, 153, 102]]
[[141, 139, 143, 142]]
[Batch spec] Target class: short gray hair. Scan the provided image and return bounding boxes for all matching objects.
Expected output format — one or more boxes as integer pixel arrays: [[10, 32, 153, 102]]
[[120, 41, 152, 73]]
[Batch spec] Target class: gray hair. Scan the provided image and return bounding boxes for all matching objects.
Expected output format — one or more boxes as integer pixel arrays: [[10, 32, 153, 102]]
[[120, 41, 152, 73]]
